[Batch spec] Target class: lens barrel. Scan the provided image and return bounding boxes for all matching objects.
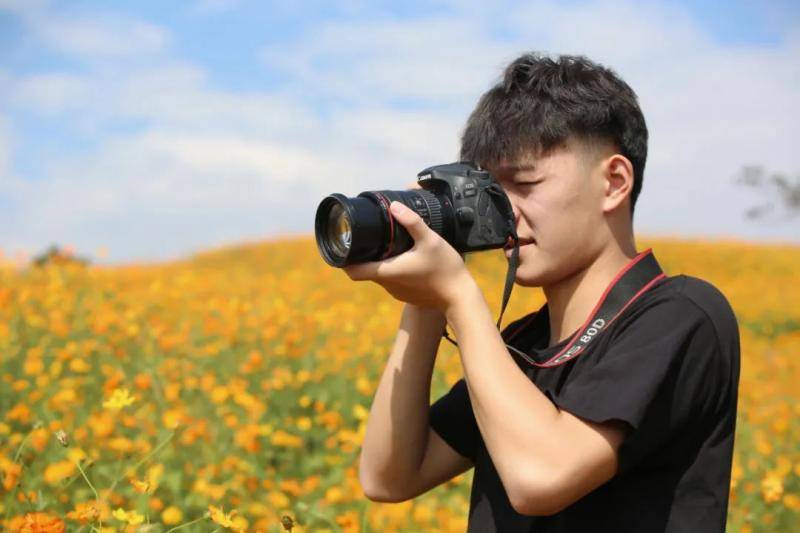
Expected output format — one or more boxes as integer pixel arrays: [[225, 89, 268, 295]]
[[315, 189, 447, 267]]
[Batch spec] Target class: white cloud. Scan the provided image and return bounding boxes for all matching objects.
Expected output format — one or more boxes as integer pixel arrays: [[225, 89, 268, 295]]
[[262, 16, 516, 106], [2, 2, 169, 58], [6, 62, 321, 141], [32, 14, 169, 57], [11, 73, 90, 115], [0, 116, 12, 179]]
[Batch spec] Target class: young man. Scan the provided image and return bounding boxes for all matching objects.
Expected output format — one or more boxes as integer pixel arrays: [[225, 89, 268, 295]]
[[345, 53, 740, 531]]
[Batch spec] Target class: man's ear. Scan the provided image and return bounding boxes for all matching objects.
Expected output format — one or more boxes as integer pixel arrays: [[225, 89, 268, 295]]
[[602, 154, 634, 213]]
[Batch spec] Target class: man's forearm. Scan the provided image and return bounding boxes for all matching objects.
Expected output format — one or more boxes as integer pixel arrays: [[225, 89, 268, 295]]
[[358, 303, 446, 495], [444, 280, 564, 505]]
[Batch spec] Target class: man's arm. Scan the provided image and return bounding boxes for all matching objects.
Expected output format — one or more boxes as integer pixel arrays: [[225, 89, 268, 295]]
[[445, 283, 628, 516], [358, 304, 472, 502]]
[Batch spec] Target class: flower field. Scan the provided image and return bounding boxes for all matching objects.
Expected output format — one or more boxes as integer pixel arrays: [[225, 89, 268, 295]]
[[1, 237, 799, 532]]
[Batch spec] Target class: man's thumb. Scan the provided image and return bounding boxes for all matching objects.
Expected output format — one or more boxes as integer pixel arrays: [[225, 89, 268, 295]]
[[389, 201, 428, 240]]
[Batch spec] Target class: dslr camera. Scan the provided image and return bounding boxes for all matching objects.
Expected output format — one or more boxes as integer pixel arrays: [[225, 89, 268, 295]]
[[315, 162, 517, 267]]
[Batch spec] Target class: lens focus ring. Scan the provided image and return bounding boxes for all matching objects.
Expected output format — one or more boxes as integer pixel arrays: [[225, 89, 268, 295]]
[[415, 189, 443, 234]]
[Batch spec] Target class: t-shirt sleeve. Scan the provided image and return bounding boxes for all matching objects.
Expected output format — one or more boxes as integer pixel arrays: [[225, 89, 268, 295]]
[[551, 296, 725, 474], [429, 378, 480, 462]]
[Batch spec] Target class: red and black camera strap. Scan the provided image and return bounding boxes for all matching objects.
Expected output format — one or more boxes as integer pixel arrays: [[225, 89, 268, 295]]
[[443, 247, 666, 368]]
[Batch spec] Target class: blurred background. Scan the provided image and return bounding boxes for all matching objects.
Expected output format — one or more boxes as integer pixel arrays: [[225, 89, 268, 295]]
[[1, 2, 799, 532], [1, 0, 798, 265]]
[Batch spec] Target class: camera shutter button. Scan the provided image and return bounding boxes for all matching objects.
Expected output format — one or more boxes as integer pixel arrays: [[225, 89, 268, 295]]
[[457, 206, 475, 225]]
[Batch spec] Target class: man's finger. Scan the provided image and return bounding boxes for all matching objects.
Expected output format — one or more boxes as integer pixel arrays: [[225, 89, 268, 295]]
[[343, 261, 381, 281], [389, 201, 430, 242], [344, 251, 408, 281]]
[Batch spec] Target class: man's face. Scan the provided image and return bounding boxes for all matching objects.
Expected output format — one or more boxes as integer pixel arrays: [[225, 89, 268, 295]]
[[486, 137, 610, 288]]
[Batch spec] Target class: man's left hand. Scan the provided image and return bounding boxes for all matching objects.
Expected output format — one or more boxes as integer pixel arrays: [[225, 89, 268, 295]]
[[343, 201, 477, 312]]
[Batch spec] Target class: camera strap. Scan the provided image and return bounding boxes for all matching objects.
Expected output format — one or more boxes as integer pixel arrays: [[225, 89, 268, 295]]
[[486, 182, 521, 329], [443, 248, 666, 369]]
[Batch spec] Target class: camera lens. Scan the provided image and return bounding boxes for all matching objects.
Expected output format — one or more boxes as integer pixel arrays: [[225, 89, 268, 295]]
[[315, 193, 386, 267], [315, 189, 448, 267], [326, 203, 352, 258]]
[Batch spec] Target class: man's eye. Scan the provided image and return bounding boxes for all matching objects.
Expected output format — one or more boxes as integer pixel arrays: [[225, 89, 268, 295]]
[[515, 181, 541, 186]]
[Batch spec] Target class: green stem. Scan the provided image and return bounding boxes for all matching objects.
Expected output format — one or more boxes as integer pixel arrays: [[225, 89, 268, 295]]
[[105, 429, 176, 496], [2, 427, 36, 526], [12, 429, 33, 462], [299, 505, 340, 531], [360, 500, 370, 533], [165, 515, 208, 532], [74, 459, 103, 532]]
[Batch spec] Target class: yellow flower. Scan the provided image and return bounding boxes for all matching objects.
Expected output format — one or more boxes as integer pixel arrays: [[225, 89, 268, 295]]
[[325, 486, 344, 504], [356, 376, 373, 395], [352, 404, 369, 421], [784, 493, 800, 511], [268, 491, 290, 509], [210, 385, 229, 403], [162, 505, 183, 525], [208, 505, 242, 531], [112, 508, 144, 525], [147, 463, 164, 487], [761, 473, 783, 503], [270, 429, 303, 448], [103, 388, 135, 410], [69, 358, 92, 373]]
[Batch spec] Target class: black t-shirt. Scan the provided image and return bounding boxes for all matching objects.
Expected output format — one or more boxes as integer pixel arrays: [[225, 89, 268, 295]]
[[429, 274, 740, 532]]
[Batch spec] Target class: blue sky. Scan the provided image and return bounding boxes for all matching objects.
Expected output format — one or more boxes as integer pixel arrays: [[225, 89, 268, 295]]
[[1, 0, 798, 264]]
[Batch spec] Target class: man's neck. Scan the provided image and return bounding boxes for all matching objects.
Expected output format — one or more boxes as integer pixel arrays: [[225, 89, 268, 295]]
[[543, 244, 638, 347]]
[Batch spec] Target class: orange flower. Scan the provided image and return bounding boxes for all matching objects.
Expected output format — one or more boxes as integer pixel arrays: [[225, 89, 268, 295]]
[[6, 403, 31, 423], [43, 460, 75, 485], [336, 510, 361, 533], [130, 478, 152, 494], [66, 501, 100, 524], [11, 512, 66, 533], [133, 373, 152, 390], [1, 459, 22, 491]]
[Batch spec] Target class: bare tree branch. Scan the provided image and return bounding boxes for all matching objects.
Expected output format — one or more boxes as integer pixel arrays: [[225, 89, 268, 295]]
[[734, 165, 800, 220]]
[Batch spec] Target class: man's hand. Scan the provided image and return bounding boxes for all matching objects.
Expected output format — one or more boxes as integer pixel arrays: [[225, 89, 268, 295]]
[[343, 200, 475, 313]]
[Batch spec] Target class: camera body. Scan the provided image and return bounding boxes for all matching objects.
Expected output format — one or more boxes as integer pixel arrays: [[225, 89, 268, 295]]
[[314, 162, 516, 267], [414, 161, 514, 252]]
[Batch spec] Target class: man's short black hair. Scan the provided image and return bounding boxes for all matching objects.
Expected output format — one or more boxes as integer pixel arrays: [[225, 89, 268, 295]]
[[460, 52, 649, 215]]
